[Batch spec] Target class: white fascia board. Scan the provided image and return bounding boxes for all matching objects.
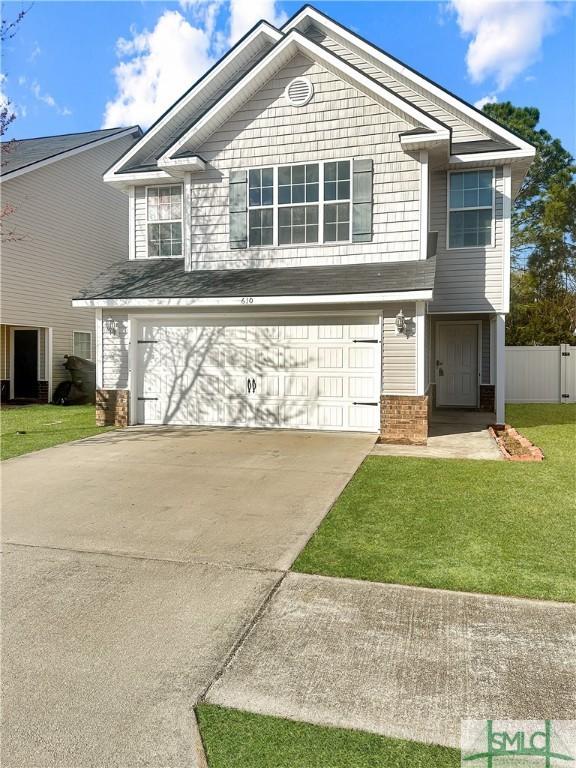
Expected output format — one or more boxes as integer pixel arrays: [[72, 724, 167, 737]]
[[1, 127, 140, 183], [400, 134, 450, 151], [104, 169, 174, 191], [449, 149, 535, 166], [162, 31, 446, 159], [104, 23, 282, 181], [73, 289, 433, 309], [158, 157, 206, 173], [284, 7, 535, 155]]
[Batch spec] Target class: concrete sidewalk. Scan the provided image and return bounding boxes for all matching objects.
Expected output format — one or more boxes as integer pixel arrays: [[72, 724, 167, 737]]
[[205, 572, 576, 748]]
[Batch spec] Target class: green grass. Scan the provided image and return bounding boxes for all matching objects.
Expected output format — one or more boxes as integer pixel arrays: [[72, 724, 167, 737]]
[[1, 404, 112, 460], [196, 705, 460, 768], [293, 404, 576, 602]]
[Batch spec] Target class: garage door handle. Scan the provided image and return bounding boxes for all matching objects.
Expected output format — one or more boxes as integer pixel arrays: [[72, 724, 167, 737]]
[[247, 378, 252, 394], [352, 339, 379, 343], [137, 397, 158, 401], [353, 401, 379, 406], [252, 378, 256, 393]]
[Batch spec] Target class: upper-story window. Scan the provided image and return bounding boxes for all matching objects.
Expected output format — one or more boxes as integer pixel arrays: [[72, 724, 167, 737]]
[[247, 160, 352, 247], [248, 169, 274, 246], [147, 185, 183, 257], [448, 170, 494, 248]]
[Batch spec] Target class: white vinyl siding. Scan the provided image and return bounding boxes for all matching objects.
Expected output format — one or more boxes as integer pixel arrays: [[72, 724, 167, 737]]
[[303, 24, 491, 143], [0, 134, 135, 390], [382, 302, 417, 395], [189, 54, 421, 269], [101, 312, 129, 389], [429, 167, 505, 313]]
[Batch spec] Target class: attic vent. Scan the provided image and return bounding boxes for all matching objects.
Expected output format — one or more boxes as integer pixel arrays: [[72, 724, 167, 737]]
[[285, 77, 314, 107]]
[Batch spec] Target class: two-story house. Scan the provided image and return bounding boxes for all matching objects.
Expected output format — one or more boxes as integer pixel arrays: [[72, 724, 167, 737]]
[[1, 126, 141, 402], [73, 6, 535, 443]]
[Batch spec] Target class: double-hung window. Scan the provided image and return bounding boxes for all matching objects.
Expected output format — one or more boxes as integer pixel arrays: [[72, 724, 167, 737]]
[[448, 170, 494, 248], [278, 163, 319, 245], [147, 185, 183, 257], [323, 161, 351, 242], [248, 168, 274, 246], [73, 331, 92, 359], [247, 160, 352, 247]]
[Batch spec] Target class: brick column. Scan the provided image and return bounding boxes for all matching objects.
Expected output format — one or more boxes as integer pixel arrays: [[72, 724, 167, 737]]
[[37, 381, 49, 403], [380, 394, 428, 445], [479, 384, 495, 412], [96, 389, 129, 427]]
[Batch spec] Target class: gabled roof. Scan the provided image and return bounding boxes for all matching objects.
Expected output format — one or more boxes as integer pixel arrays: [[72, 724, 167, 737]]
[[160, 29, 449, 162], [283, 5, 535, 155], [105, 4, 535, 184], [1, 127, 141, 180]]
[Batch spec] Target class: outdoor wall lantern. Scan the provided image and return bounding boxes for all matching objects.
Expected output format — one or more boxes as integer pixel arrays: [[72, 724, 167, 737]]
[[105, 318, 119, 336], [395, 309, 406, 336]]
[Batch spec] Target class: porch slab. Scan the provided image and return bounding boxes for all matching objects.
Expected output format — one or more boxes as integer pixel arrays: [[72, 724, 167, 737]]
[[372, 411, 502, 460]]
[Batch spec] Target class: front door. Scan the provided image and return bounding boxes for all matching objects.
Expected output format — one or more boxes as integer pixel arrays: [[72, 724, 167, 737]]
[[13, 329, 38, 399], [436, 324, 478, 407]]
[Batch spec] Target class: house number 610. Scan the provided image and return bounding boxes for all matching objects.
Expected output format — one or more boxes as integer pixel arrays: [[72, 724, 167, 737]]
[[241, 297, 254, 304]]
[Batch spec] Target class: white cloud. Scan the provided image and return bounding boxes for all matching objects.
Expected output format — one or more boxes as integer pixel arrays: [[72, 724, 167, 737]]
[[449, 0, 565, 90], [103, 0, 285, 128], [28, 42, 41, 63], [30, 80, 72, 116], [228, 0, 286, 44], [474, 94, 498, 110]]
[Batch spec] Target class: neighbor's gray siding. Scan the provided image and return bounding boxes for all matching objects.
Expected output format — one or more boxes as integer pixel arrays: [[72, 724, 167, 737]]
[[382, 302, 417, 395], [0, 134, 135, 389], [304, 24, 490, 143], [176, 54, 421, 270], [429, 166, 504, 313]]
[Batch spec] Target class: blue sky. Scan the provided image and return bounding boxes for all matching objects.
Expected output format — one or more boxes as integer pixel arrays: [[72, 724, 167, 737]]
[[2, 0, 575, 153]]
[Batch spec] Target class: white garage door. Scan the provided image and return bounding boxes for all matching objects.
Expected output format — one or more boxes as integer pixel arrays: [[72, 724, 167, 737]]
[[136, 315, 381, 432]]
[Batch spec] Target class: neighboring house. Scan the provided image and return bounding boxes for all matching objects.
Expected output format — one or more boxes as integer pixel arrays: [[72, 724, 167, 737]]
[[73, 6, 535, 444], [0, 126, 142, 402]]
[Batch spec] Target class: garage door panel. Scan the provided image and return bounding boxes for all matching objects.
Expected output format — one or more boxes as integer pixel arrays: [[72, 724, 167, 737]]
[[137, 316, 380, 432], [318, 376, 344, 398], [318, 405, 344, 428]]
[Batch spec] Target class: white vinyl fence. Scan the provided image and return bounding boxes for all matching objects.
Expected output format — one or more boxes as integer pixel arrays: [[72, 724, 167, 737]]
[[506, 344, 576, 403]]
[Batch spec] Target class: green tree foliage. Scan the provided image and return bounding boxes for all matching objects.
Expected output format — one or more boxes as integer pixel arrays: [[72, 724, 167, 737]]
[[483, 102, 576, 344]]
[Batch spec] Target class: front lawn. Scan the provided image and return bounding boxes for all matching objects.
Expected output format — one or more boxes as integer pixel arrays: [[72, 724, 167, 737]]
[[293, 404, 576, 602], [197, 705, 459, 768], [1, 404, 112, 460]]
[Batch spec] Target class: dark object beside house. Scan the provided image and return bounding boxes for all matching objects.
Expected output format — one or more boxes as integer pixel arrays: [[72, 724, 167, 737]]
[[52, 356, 96, 405]]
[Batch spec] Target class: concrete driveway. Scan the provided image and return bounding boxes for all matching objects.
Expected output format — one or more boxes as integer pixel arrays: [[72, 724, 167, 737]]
[[1, 427, 373, 768]]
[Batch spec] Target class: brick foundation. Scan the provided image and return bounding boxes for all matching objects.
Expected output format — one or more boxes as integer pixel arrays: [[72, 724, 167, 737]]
[[96, 389, 129, 427], [380, 394, 429, 445], [37, 380, 49, 403], [479, 384, 495, 412]]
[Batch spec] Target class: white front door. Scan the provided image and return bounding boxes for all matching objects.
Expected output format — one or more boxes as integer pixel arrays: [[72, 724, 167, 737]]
[[436, 324, 478, 407], [136, 315, 381, 432]]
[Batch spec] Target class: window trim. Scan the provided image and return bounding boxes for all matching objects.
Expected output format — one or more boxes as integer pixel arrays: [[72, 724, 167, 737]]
[[246, 159, 353, 249], [145, 183, 184, 259], [73, 330, 93, 360], [446, 168, 495, 251]]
